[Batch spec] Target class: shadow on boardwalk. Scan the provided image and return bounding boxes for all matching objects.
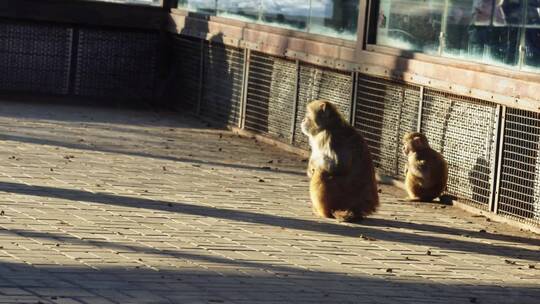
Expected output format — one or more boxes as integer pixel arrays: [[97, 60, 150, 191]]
[[0, 228, 538, 303], [0, 181, 538, 261]]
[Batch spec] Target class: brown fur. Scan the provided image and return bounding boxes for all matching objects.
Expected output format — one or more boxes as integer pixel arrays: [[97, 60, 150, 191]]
[[402, 132, 448, 202], [301, 100, 379, 222]]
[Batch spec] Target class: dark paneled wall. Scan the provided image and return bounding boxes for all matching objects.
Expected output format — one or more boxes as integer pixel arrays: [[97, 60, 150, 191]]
[[0, 18, 160, 100], [0, 20, 72, 95]]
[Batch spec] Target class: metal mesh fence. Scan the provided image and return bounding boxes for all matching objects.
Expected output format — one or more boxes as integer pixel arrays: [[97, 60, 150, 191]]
[[170, 36, 202, 111], [244, 52, 297, 142], [354, 74, 420, 178], [200, 42, 244, 126], [294, 63, 353, 149], [497, 108, 540, 224], [421, 90, 498, 209], [0, 19, 72, 95], [75, 28, 159, 99], [2, 19, 537, 227]]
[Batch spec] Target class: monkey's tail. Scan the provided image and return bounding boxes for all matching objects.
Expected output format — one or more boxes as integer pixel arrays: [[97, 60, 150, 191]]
[[332, 210, 362, 223]]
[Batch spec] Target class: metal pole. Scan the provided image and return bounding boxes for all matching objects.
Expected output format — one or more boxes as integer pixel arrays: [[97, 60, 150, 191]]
[[237, 48, 249, 128], [350, 71, 358, 126], [394, 85, 405, 175], [417, 86, 424, 132], [196, 40, 205, 116], [290, 60, 301, 144], [66, 27, 79, 96], [239, 49, 251, 129], [491, 105, 506, 213]]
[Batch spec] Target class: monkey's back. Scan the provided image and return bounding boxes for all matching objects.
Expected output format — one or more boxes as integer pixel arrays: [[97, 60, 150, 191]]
[[406, 149, 448, 201], [310, 126, 379, 221]]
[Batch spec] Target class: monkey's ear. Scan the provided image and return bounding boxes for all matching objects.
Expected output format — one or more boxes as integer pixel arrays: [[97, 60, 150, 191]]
[[411, 136, 426, 150], [320, 102, 327, 113]]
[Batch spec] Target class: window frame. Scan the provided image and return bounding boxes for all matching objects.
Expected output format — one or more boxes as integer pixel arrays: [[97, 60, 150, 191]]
[[175, 0, 363, 41], [362, 0, 540, 79]]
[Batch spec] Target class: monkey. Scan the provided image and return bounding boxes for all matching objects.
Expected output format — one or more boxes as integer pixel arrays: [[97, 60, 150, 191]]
[[402, 132, 448, 202], [301, 100, 379, 222]]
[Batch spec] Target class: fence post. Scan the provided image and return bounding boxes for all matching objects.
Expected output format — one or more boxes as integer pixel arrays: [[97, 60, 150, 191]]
[[239, 48, 251, 129], [196, 40, 205, 116], [490, 105, 506, 213], [67, 27, 79, 96], [417, 86, 425, 132], [290, 60, 301, 144], [350, 72, 358, 126]]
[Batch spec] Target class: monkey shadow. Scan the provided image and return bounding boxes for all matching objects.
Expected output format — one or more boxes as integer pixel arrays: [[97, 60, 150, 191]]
[[468, 156, 536, 218], [199, 32, 238, 128], [157, 12, 238, 128], [395, 196, 455, 206], [468, 157, 491, 205], [383, 177, 454, 206]]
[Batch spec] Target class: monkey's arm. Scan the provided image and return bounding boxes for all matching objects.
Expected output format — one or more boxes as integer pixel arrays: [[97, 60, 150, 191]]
[[408, 159, 428, 178], [307, 156, 332, 177], [307, 159, 315, 178], [331, 149, 353, 176]]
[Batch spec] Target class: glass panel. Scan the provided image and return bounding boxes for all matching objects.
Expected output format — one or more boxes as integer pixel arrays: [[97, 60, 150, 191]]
[[178, 0, 218, 14], [260, 0, 310, 31], [444, 0, 523, 67], [376, 0, 445, 54], [217, 1, 260, 22], [309, 0, 359, 40], [177, 0, 359, 40], [523, 0, 540, 71]]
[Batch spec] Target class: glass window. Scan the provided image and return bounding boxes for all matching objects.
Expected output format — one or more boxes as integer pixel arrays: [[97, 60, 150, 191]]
[[260, 0, 310, 31], [444, 0, 523, 67], [217, 0, 260, 22], [178, 0, 217, 14], [524, 0, 540, 71], [373, 0, 540, 72], [309, 0, 359, 40], [177, 0, 359, 40], [376, 0, 445, 54]]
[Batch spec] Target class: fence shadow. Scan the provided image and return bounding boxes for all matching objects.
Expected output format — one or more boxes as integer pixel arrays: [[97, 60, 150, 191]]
[[0, 181, 538, 261], [0, 228, 537, 303]]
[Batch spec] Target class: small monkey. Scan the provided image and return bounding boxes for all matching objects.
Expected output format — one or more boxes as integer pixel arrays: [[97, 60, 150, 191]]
[[301, 100, 379, 222], [402, 132, 448, 202]]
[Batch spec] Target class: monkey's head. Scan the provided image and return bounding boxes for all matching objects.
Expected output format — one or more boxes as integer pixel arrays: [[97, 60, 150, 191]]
[[301, 100, 344, 136], [402, 132, 430, 155]]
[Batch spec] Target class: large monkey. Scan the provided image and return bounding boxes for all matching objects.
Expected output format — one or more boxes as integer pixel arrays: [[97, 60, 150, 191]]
[[301, 100, 379, 222], [402, 132, 448, 202]]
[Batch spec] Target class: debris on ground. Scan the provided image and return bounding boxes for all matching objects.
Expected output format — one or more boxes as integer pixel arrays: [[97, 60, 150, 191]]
[[360, 234, 377, 241]]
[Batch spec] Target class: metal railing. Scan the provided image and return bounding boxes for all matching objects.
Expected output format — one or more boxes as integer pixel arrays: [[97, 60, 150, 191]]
[[170, 35, 540, 229], [0, 13, 538, 228]]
